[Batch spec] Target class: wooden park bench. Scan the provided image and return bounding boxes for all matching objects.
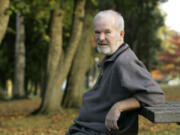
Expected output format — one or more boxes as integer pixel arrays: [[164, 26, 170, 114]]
[[140, 101, 180, 123]]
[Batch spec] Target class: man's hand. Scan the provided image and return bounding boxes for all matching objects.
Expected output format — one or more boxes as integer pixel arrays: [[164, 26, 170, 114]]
[[105, 104, 121, 131], [105, 98, 141, 131]]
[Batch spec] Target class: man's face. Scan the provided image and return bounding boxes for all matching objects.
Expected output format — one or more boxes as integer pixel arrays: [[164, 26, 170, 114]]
[[94, 16, 124, 55]]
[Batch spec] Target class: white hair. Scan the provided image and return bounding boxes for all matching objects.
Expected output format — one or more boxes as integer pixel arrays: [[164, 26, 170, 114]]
[[93, 10, 124, 31]]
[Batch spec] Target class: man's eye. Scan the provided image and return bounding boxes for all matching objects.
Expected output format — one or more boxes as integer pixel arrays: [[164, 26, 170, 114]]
[[95, 31, 100, 34], [105, 31, 111, 34]]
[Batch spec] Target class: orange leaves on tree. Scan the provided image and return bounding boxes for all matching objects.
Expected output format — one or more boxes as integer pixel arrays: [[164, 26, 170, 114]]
[[159, 32, 180, 76], [150, 70, 164, 80]]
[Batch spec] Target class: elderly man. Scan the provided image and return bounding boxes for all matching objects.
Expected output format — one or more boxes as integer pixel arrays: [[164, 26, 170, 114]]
[[66, 10, 165, 135]]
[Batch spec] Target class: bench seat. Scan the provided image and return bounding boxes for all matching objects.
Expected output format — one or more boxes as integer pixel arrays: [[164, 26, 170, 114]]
[[140, 101, 180, 123]]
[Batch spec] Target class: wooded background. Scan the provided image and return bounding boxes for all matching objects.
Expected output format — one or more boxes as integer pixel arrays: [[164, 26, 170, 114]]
[[1, 0, 180, 115]]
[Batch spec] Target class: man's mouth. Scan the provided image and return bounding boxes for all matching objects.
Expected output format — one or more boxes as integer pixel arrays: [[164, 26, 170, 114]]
[[98, 42, 108, 46]]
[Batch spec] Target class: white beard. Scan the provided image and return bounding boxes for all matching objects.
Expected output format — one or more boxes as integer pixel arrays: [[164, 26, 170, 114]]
[[97, 45, 112, 55], [96, 32, 122, 55], [97, 41, 121, 55]]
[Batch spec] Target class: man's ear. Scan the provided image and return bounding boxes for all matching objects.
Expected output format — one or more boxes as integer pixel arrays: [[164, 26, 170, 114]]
[[120, 30, 125, 38]]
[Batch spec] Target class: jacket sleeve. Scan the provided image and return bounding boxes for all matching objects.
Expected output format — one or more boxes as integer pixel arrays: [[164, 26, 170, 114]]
[[117, 57, 165, 107]]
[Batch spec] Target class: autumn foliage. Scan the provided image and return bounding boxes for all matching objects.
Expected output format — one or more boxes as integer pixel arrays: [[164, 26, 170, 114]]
[[159, 33, 180, 76], [1, 85, 180, 135]]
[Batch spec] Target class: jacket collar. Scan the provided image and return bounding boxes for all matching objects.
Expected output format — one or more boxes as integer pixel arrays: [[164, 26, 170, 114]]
[[98, 43, 129, 68]]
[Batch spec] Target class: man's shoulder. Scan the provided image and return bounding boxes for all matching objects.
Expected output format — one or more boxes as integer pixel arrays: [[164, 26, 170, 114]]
[[114, 47, 147, 70], [115, 48, 137, 65]]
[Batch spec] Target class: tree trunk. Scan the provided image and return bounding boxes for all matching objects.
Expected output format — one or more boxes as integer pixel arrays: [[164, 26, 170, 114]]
[[0, 0, 10, 45], [38, 0, 86, 114], [34, 82, 38, 95], [13, 12, 25, 98], [62, 19, 93, 108]]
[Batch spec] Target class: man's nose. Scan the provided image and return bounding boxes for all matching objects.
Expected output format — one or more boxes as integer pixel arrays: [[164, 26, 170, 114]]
[[99, 33, 105, 41]]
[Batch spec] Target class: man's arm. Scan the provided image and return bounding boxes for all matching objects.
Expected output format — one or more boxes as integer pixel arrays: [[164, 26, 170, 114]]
[[105, 98, 141, 131], [117, 54, 165, 106]]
